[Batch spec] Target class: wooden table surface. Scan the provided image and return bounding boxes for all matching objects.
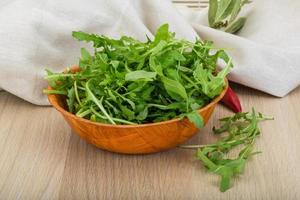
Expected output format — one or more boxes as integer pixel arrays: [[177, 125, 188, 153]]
[[0, 85, 299, 200]]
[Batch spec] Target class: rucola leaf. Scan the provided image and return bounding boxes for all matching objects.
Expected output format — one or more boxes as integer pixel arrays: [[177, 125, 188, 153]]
[[181, 110, 273, 192], [161, 76, 188, 100], [153, 24, 170, 45], [186, 111, 204, 128], [45, 24, 231, 127], [125, 70, 157, 81]]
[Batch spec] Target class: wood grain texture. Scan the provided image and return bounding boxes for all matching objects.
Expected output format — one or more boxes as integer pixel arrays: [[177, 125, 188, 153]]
[[0, 85, 300, 199], [0, 92, 71, 199]]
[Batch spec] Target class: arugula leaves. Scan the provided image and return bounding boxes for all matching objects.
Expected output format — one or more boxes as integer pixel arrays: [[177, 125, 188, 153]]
[[181, 109, 274, 192], [44, 24, 232, 127], [208, 0, 251, 34], [125, 70, 157, 82], [186, 111, 204, 128]]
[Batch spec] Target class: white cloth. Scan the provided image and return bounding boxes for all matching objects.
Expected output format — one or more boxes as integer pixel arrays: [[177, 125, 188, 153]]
[[0, 0, 299, 105]]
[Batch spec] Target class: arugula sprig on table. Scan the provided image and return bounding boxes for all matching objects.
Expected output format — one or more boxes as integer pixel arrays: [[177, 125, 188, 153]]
[[44, 24, 232, 127], [181, 109, 273, 192], [209, 0, 251, 33]]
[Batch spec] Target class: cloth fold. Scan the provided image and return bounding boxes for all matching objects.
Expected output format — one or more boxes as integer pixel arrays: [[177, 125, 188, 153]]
[[0, 0, 299, 105]]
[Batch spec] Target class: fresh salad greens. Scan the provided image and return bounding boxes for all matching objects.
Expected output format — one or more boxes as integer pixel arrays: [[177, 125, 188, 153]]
[[208, 0, 251, 34], [181, 109, 273, 192], [44, 24, 232, 127]]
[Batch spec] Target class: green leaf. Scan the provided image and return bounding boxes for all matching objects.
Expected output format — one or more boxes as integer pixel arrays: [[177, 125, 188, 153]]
[[125, 70, 157, 82], [149, 56, 163, 76], [208, 0, 250, 33], [43, 89, 67, 95], [141, 86, 155, 100], [159, 50, 186, 69], [218, 167, 233, 192], [187, 111, 204, 128], [154, 24, 170, 45], [136, 106, 148, 121], [208, 0, 218, 27], [178, 66, 193, 73], [161, 76, 188, 100], [166, 102, 186, 110], [85, 80, 116, 124], [72, 31, 99, 43], [171, 50, 186, 61], [201, 147, 217, 155], [193, 62, 231, 98], [196, 149, 217, 170], [151, 40, 168, 55], [110, 60, 120, 69], [46, 23, 233, 126], [66, 87, 75, 113], [114, 91, 136, 110], [225, 17, 247, 34], [242, 0, 252, 6], [232, 159, 246, 174], [215, 0, 233, 22], [216, 50, 233, 68], [80, 48, 92, 61], [181, 110, 273, 192], [120, 105, 135, 120], [193, 64, 210, 95], [229, 0, 242, 23], [191, 102, 201, 110], [239, 144, 254, 159], [204, 58, 232, 98], [107, 89, 117, 102]]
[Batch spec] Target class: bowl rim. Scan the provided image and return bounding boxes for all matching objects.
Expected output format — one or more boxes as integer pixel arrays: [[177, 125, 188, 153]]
[[47, 69, 228, 128]]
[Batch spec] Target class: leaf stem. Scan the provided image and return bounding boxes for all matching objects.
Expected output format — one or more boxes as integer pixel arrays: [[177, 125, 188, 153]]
[[45, 73, 78, 80], [74, 81, 82, 106], [181, 73, 200, 90], [179, 144, 211, 149], [76, 109, 92, 118], [43, 89, 67, 95], [90, 107, 137, 125], [86, 80, 116, 124]]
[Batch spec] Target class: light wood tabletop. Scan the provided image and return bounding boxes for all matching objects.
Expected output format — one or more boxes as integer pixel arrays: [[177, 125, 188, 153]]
[[0, 84, 300, 200]]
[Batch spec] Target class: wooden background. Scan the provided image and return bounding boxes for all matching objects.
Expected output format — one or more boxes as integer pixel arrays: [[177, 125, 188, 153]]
[[0, 83, 300, 199]]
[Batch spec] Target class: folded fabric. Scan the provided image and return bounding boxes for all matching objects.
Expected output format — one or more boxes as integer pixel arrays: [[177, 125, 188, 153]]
[[0, 0, 299, 105]]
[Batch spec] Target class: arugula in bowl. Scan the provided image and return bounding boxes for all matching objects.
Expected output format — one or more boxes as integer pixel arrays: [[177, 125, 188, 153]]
[[44, 24, 232, 128]]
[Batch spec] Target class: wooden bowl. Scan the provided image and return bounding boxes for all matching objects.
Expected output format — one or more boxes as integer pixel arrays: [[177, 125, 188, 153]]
[[47, 67, 228, 154]]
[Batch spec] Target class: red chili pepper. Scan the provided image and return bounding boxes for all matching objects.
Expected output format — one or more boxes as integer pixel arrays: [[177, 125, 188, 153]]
[[221, 86, 242, 113]]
